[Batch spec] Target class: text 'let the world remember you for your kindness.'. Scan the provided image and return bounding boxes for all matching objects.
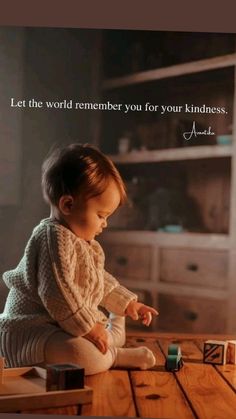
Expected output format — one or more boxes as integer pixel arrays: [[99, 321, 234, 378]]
[[10, 98, 228, 115]]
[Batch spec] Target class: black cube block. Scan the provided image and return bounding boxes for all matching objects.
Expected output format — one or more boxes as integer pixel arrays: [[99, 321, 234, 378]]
[[46, 363, 85, 391]]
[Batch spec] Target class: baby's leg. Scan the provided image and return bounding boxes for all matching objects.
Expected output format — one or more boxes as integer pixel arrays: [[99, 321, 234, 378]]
[[114, 347, 156, 370], [44, 331, 117, 375], [107, 314, 156, 370], [106, 313, 126, 347], [45, 328, 156, 375]]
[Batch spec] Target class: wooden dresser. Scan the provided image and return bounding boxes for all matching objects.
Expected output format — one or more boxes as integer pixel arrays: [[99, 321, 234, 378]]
[[96, 31, 236, 334]]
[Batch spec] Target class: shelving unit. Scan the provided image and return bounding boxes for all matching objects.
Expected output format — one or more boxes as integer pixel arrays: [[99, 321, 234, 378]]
[[102, 53, 236, 90], [108, 144, 233, 164], [97, 31, 236, 333]]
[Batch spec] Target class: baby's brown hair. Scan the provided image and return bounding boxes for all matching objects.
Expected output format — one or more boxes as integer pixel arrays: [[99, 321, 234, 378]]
[[42, 143, 127, 206]]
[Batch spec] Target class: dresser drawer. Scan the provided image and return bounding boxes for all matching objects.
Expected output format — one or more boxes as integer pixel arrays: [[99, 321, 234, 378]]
[[160, 248, 228, 289], [158, 293, 226, 333], [103, 244, 151, 281]]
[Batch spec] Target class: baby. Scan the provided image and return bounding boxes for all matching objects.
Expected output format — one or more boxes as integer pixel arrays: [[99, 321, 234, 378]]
[[0, 143, 158, 374]]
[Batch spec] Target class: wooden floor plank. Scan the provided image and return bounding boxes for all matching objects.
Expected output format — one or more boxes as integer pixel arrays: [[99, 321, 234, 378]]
[[126, 336, 166, 367], [175, 363, 236, 419], [127, 336, 195, 418], [82, 334, 236, 418], [158, 338, 203, 363], [21, 406, 78, 415], [215, 364, 236, 392], [195, 338, 236, 392], [159, 337, 236, 418], [82, 370, 136, 417], [130, 371, 195, 419], [127, 332, 236, 341]]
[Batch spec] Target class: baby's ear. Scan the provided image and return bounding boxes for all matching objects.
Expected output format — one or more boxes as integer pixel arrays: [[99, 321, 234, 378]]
[[58, 195, 74, 215]]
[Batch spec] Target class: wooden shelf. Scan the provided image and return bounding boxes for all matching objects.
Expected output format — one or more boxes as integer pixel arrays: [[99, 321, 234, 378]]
[[100, 35, 236, 333], [102, 53, 236, 90], [118, 278, 228, 300], [100, 231, 230, 250], [109, 145, 232, 164]]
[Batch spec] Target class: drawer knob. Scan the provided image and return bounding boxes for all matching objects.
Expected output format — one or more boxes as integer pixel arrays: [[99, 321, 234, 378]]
[[186, 263, 198, 272], [184, 311, 198, 321], [116, 256, 128, 266]]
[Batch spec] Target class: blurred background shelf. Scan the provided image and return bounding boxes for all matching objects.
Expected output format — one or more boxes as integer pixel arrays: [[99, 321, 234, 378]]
[[109, 144, 233, 164], [97, 30, 236, 334], [103, 53, 236, 89]]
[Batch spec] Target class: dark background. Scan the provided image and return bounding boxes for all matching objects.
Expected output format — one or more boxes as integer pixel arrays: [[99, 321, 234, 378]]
[[0, 1, 235, 419]]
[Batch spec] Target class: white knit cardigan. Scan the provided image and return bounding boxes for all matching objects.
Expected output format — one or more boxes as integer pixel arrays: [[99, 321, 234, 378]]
[[0, 218, 137, 367]]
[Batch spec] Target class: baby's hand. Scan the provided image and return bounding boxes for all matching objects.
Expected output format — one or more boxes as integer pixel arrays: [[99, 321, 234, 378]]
[[84, 322, 108, 354], [125, 301, 159, 326]]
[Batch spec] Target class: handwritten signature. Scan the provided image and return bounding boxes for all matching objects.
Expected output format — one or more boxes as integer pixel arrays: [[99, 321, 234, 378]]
[[183, 121, 215, 141]]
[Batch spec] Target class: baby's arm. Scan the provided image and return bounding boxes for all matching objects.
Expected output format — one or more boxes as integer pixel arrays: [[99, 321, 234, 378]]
[[83, 322, 108, 354], [100, 270, 138, 315], [125, 301, 159, 326], [101, 270, 158, 326], [99, 243, 158, 319], [37, 224, 100, 337]]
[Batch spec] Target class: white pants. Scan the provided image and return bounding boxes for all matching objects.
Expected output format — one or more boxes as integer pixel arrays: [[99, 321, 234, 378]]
[[44, 314, 125, 375]]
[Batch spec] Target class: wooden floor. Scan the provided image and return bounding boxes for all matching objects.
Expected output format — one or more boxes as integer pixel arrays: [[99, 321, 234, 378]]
[[81, 332, 236, 419]]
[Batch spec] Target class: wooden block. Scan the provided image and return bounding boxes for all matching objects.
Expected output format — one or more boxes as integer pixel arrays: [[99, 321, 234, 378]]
[[0, 358, 4, 384], [46, 364, 84, 391], [203, 340, 228, 365], [227, 340, 236, 364]]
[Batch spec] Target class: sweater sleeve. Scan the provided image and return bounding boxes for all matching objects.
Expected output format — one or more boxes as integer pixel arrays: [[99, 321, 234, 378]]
[[100, 270, 138, 316], [37, 224, 99, 336]]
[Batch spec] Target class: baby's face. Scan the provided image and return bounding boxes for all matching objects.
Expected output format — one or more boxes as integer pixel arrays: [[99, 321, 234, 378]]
[[67, 179, 121, 241]]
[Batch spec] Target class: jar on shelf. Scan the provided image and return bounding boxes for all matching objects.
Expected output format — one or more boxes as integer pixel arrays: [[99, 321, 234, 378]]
[[117, 131, 132, 154]]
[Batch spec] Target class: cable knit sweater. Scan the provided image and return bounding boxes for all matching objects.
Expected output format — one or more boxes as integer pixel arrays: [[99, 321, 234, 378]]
[[0, 218, 137, 367]]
